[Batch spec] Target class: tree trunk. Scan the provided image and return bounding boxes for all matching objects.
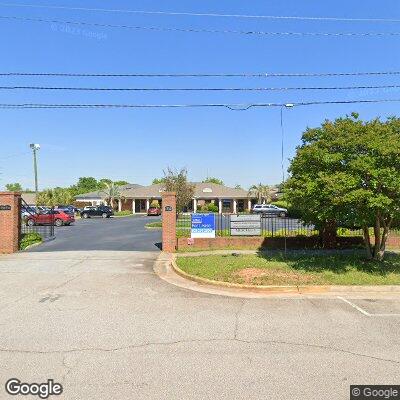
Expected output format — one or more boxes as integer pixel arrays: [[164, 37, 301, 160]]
[[362, 225, 373, 260], [374, 216, 393, 261], [373, 213, 381, 260], [320, 220, 337, 249]]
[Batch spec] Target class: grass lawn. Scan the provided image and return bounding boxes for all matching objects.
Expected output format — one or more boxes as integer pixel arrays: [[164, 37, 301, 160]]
[[176, 252, 400, 286], [145, 221, 162, 228]]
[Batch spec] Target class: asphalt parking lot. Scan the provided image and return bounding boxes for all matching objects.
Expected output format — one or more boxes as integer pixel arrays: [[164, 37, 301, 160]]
[[28, 215, 162, 252], [0, 245, 400, 399]]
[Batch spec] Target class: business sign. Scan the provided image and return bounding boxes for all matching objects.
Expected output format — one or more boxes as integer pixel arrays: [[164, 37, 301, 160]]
[[0, 205, 11, 211], [231, 214, 261, 236], [191, 213, 216, 238]]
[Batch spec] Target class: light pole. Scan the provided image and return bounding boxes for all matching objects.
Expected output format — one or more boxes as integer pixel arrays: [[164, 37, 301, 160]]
[[29, 143, 40, 201]]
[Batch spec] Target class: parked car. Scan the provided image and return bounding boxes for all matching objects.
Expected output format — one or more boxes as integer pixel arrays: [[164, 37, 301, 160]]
[[55, 205, 77, 216], [80, 205, 114, 219], [147, 207, 161, 216], [251, 204, 288, 218], [26, 210, 75, 227]]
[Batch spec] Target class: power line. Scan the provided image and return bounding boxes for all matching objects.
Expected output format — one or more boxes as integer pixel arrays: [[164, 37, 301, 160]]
[[1, 99, 400, 110], [0, 2, 399, 23], [1, 84, 400, 92], [1, 71, 400, 78], [2, 15, 400, 37]]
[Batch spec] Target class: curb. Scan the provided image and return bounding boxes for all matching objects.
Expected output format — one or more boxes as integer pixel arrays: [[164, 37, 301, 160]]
[[171, 257, 400, 294]]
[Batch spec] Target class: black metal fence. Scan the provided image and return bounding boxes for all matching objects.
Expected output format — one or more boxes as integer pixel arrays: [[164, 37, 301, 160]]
[[20, 199, 55, 241], [177, 212, 367, 238]]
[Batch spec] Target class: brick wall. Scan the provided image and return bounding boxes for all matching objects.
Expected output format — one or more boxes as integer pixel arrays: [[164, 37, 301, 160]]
[[162, 192, 177, 252], [121, 199, 133, 212], [387, 235, 400, 248], [0, 192, 21, 253], [177, 236, 365, 251]]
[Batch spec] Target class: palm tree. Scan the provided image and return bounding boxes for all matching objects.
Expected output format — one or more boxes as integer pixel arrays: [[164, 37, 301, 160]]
[[101, 182, 122, 209], [248, 183, 275, 204]]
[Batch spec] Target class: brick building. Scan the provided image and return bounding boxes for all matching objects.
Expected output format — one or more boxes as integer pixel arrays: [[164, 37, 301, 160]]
[[75, 182, 260, 214]]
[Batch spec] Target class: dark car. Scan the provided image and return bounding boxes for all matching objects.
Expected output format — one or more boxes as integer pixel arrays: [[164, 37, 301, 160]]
[[55, 205, 77, 216], [26, 210, 75, 227], [80, 205, 114, 219], [147, 207, 161, 216]]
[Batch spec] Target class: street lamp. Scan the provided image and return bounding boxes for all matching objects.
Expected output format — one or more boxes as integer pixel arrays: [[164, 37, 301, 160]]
[[29, 143, 40, 200]]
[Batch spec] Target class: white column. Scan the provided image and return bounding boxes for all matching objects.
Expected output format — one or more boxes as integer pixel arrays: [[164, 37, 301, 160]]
[[193, 198, 197, 213], [118, 199, 122, 212], [146, 199, 150, 212], [233, 199, 237, 214], [218, 199, 222, 214], [132, 199, 136, 214], [248, 199, 252, 212]]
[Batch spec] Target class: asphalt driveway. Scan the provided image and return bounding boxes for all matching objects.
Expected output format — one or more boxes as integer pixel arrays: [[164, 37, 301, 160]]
[[28, 215, 162, 252], [1, 237, 399, 399]]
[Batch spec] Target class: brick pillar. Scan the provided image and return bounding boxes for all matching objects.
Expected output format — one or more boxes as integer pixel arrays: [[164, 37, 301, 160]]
[[162, 192, 177, 253], [0, 192, 21, 254]]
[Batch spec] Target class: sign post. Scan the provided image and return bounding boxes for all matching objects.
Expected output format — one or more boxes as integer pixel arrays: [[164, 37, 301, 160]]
[[191, 213, 216, 238]]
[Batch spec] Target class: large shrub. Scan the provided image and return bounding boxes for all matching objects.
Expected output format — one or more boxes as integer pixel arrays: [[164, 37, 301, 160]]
[[197, 203, 219, 213], [20, 232, 42, 250]]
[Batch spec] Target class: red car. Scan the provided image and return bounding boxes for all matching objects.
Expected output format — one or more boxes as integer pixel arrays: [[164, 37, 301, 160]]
[[147, 207, 161, 216], [26, 210, 75, 227]]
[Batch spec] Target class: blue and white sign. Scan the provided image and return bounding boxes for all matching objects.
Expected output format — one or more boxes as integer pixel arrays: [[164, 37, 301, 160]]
[[191, 213, 216, 238]]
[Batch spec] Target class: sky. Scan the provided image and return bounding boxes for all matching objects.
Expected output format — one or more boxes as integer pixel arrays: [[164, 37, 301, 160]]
[[1, 0, 400, 190]]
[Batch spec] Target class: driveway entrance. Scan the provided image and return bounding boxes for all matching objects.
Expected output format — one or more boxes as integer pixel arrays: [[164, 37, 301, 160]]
[[28, 216, 162, 252]]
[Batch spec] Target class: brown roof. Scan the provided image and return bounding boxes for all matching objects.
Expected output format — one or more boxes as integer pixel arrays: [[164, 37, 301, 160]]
[[123, 182, 251, 199], [75, 183, 143, 200]]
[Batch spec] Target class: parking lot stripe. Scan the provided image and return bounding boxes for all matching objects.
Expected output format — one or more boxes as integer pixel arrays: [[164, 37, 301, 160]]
[[337, 296, 371, 316]]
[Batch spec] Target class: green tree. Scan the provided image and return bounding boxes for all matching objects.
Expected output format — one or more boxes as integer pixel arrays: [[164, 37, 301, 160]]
[[202, 177, 224, 185], [114, 180, 129, 187], [5, 183, 23, 191], [71, 177, 99, 195], [163, 167, 195, 213], [285, 114, 400, 260], [152, 177, 166, 185], [248, 183, 275, 204], [100, 182, 123, 209], [37, 188, 74, 206], [99, 178, 113, 188]]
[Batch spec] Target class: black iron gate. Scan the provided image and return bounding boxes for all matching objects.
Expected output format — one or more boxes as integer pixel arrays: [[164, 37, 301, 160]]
[[20, 198, 55, 242]]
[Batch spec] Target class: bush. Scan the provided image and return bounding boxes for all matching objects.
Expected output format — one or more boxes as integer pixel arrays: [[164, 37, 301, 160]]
[[20, 232, 42, 250], [150, 200, 160, 208], [197, 203, 219, 213], [114, 211, 133, 217]]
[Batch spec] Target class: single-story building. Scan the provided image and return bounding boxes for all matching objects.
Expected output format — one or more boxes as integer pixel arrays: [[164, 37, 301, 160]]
[[75, 182, 262, 214], [74, 184, 143, 208]]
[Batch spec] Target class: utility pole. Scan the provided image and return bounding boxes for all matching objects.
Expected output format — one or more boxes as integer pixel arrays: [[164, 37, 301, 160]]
[[29, 143, 40, 202]]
